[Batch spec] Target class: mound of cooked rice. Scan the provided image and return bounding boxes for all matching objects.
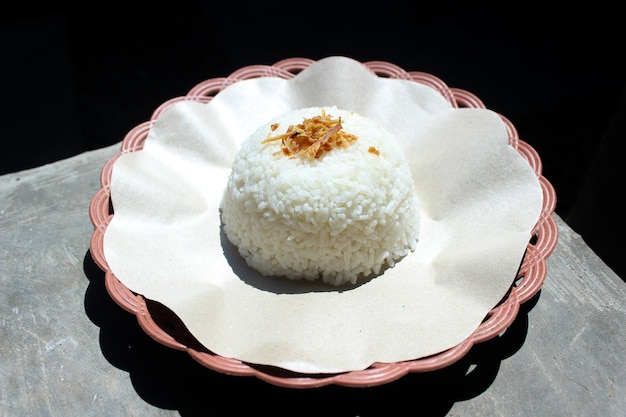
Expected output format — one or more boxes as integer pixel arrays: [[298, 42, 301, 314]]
[[220, 106, 420, 286]]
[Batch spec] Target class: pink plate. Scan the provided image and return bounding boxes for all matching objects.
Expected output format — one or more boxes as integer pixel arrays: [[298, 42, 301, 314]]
[[88, 58, 558, 388]]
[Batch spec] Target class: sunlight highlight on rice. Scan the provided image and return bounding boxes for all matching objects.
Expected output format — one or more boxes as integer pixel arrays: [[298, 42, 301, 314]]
[[220, 106, 420, 286]]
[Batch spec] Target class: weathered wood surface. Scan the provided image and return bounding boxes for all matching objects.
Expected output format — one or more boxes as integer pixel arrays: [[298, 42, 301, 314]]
[[1, 144, 624, 416]]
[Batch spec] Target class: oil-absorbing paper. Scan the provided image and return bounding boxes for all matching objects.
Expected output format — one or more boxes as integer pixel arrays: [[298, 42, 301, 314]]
[[103, 56, 543, 374]]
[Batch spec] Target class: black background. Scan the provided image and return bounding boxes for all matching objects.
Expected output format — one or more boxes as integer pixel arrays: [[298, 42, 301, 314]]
[[2, 1, 624, 277]]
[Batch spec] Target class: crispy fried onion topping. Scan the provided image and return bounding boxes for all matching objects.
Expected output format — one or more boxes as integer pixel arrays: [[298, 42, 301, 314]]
[[261, 109, 358, 159]]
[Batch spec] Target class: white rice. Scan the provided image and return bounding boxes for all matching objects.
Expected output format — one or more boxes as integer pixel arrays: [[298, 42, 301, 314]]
[[220, 106, 420, 286]]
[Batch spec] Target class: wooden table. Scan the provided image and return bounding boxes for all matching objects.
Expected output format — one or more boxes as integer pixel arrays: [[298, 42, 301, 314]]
[[1, 144, 624, 416]]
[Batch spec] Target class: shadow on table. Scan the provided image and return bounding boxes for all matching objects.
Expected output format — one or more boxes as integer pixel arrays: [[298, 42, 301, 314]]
[[83, 250, 538, 416]]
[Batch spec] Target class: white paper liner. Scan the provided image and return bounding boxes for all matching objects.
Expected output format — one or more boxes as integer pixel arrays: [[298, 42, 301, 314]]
[[103, 56, 543, 374]]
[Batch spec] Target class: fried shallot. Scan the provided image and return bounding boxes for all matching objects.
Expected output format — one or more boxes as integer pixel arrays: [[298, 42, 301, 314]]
[[262, 109, 358, 159]]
